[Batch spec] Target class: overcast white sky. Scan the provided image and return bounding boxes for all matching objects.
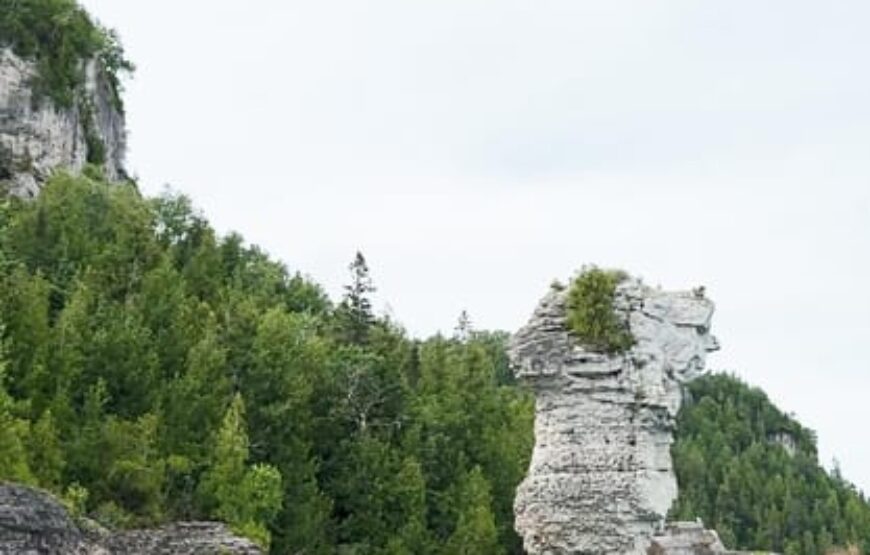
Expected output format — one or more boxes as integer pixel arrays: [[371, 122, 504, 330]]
[[79, 0, 870, 492]]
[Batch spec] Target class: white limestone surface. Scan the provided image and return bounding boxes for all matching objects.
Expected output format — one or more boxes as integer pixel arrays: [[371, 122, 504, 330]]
[[0, 49, 126, 197], [510, 277, 718, 555]]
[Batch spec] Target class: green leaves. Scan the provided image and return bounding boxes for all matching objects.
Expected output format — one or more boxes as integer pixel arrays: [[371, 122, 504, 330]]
[[199, 395, 283, 549], [566, 266, 634, 354]]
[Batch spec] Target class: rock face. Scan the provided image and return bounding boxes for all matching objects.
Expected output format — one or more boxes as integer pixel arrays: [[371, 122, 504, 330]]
[[0, 484, 262, 554], [105, 523, 263, 554], [510, 277, 719, 555], [0, 48, 126, 198], [647, 521, 757, 555], [0, 483, 93, 554]]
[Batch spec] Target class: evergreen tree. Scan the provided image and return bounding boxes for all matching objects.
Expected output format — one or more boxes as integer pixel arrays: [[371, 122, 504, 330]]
[[0, 335, 33, 484], [445, 467, 502, 555], [337, 251, 376, 344], [27, 409, 64, 490], [199, 394, 283, 549]]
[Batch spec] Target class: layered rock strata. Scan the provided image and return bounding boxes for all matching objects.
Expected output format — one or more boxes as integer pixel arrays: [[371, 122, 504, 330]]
[[0, 484, 262, 554], [0, 48, 126, 198], [648, 521, 758, 555], [510, 277, 719, 554]]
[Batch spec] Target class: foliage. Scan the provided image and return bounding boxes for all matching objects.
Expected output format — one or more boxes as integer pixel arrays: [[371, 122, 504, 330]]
[[199, 395, 283, 549], [335, 251, 377, 344], [672, 373, 870, 555], [0, 0, 133, 110], [565, 266, 634, 353], [0, 173, 533, 553]]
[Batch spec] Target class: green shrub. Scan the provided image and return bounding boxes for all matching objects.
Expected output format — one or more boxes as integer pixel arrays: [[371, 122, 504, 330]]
[[566, 267, 634, 354]]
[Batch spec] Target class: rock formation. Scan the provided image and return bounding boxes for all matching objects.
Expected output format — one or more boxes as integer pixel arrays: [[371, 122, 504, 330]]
[[510, 275, 721, 554], [0, 48, 126, 198], [0, 483, 262, 554]]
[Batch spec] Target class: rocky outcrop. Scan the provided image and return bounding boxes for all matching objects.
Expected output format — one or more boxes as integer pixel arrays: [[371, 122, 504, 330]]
[[0, 48, 126, 198], [510, 276, 720, 554], [105, 523, 262, 554], [0, 484, 262, 554], [648, 522, 760, 555], [0, 483, 93, 554]]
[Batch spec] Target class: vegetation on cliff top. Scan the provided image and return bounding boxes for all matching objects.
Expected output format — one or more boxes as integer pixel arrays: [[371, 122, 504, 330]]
[[566, 266, 635, 354], [0, 0, 133, 110]]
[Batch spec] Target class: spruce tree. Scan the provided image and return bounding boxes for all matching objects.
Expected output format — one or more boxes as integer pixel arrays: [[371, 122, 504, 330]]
[[338, 251, 376, 344]]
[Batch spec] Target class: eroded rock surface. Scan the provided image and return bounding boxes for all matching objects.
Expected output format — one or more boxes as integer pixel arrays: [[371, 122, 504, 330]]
[[0, 484, 261, 554], [648, 522, 762, 555], [0, 48, 126, 198], [510, 277, 719, 555], [0, 483, 92, 554]]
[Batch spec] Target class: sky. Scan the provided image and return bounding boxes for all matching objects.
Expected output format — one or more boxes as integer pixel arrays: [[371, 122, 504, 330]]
[[79, 0, 870, 492]]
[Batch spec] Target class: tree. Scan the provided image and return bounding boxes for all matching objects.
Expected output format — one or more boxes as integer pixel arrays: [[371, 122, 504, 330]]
[[566, 266, 633, 354], [27, 409, 64, 490], [0, 339, 33, 484], [445, 467, 502, 555], [337, 251, 376, 344], [198, 394, 284, 549]]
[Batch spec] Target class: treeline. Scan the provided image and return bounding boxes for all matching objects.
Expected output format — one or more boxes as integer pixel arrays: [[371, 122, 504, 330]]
[[671, 373, 870, 555], [0, 172, 534, 553]]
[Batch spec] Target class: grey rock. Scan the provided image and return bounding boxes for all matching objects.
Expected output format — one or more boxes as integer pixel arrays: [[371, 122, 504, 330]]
[[105, 523, 262, 554], [0, 49, 126, 198], [0, 484, 262, 554], [0, 483, 92, 554], [511, 276, 722, 554], [647, 521, 764, 555]]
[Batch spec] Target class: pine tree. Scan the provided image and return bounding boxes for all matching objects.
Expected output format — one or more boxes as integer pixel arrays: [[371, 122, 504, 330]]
[[198, 394, 249, 517], [27, 409, 64, 489], [0, 332, 34, 484], [338, 251, 376, 344], [198, 394, 283, 549], [445, 467, 502, 555]]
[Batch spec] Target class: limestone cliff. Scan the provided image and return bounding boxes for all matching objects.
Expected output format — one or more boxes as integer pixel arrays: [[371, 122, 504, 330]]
[[510, 276, 722, 554], [0, 484, 262, 554], [0, 48, 126, 198]]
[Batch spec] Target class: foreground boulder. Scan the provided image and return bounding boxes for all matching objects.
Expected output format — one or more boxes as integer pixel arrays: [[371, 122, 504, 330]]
[[0, 483, 262, 554]]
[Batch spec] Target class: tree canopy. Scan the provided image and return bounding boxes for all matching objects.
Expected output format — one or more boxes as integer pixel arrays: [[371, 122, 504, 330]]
[[0, 172, 534, 553], [671, 373, 870, 555]]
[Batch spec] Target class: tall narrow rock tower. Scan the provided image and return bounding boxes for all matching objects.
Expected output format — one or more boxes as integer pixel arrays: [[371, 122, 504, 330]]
[[510, 275, 719, 554]]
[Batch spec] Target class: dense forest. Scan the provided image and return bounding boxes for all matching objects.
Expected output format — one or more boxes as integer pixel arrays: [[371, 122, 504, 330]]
[[0, 172, 534, 553], [671, 374, 870, 555], [2, 172, 869, 554]]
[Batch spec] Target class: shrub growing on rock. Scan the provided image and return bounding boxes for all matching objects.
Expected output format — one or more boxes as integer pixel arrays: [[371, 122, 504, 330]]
[[566, 267, 634, 354]]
